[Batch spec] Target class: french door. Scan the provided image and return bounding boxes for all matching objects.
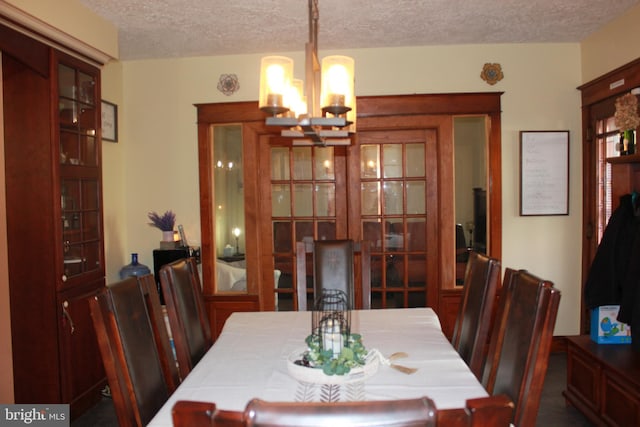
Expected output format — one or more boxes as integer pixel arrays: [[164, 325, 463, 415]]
[[261, 141, 349, 311], [198, 93, 502, 338], [259, 116, 451, 312], [355, 128, 440, 309]]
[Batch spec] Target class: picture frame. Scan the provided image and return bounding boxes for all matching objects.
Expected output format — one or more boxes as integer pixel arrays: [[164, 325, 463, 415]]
[[101, 100, 118, 142], [519, 130, 570, 216]]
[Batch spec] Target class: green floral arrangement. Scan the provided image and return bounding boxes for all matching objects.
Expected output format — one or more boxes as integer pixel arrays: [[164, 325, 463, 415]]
[[298, 333, 368, 376]]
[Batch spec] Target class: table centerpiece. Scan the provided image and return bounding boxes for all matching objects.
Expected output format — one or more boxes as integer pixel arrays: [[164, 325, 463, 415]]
[[287, 289, 379, 384]]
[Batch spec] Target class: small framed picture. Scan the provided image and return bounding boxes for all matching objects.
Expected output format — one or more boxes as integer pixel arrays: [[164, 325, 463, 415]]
[[101, 100, 118, 142]]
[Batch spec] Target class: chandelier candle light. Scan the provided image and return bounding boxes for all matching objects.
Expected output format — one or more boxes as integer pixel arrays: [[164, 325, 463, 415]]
[[258, 0, 355, 146]]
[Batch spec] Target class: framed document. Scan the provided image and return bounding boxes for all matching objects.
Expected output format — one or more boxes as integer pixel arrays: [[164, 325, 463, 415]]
[[101, 100, 118, 142], [520, 130, 569, 216]]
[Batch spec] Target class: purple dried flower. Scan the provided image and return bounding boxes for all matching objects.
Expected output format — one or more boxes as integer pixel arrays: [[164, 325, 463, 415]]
[[147, 210, 176, 231]]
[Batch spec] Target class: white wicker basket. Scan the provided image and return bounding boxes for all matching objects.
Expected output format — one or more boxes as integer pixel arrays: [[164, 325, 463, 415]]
[[286, 348, 379, 385]]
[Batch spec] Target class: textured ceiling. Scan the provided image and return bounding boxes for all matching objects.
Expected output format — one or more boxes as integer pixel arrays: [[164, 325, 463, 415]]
[[78, 0, 639, 60]]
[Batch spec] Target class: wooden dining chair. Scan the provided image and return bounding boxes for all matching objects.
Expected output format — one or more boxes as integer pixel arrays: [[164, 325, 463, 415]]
[[244, 397, 436, 426], [138, 273, 181, 389], [90, 275, 179, 427], [160, 257, 213, 380], [451, 251, 501, 380], [295, 239, 371, 311], [171, 394, 514, 427], [481, 268, 561, 427], [172, 401, 243, 427]]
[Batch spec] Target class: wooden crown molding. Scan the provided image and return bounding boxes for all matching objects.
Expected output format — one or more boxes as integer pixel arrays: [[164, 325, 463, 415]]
[[0, 2, 113, 67]]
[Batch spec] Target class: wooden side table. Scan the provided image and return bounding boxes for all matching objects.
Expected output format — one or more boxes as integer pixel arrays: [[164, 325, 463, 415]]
[[563, 335, 640, 426]]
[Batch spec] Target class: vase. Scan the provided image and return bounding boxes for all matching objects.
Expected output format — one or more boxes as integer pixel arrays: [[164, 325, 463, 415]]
[[626, 130, 635, 155], [119, 253, 151, 280], [620, 130, 636, 156], [162, 230, 175, 242]]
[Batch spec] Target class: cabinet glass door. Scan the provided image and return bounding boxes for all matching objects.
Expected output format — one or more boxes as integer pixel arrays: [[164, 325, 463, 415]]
[[58, 63, 102, 280]]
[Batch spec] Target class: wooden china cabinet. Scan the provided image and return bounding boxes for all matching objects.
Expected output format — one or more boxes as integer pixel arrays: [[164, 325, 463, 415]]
[[3, 26, 105, 417]]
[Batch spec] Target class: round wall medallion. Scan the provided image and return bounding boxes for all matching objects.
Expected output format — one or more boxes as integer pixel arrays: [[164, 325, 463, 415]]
[[217, 74, 240, 96], [480, 63, 504, 85]]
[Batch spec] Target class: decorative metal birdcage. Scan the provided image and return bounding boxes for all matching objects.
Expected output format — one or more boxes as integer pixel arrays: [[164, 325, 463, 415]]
[[311, 289, 351, 359]]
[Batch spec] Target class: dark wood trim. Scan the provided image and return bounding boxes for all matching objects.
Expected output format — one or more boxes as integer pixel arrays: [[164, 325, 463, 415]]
[[205, 294, 260, 340], [550, 336, 568, 353], [564, 335, 640, 426], [356, 92, 503, 117], [356, 93, 502, 275], [197, 94, 502, 332], [578, 57, 640, 107], [195, 101, 265, 123], [579, 57, 640, 334], [196, 102, 278, 310], [0, 24, 49, 77]]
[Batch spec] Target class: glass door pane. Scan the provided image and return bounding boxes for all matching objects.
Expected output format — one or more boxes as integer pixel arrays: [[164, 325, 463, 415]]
[[359, 130, 432, 309], [270, 145, 344, 311], [212, 125, 246, 293], [58, 61, 101, 283], [61, 179, 101, 278]]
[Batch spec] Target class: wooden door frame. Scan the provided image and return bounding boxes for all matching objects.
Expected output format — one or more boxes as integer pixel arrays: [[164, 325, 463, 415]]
[[355, 93, 503, 278], [196, 101, 276, 303], [577, 58, 640, 333], [196, 93, 503, 316]]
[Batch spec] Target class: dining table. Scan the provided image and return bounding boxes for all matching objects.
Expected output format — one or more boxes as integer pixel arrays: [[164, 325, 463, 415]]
[[147, 307, 488, 427]]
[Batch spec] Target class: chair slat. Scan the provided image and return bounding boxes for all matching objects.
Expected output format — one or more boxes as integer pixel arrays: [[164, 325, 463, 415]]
[[160, 257, 213, 380], [481, 269, 561, 427], [451, 251, 501, 380], [90, 275, 178, 427]]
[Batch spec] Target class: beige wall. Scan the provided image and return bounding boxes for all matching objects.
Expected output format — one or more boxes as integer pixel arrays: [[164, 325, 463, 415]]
[[2, 2, 640, 403], [581, 3, 640, 82], [101, 61, 126, 282], [118, 43, 584, 335]]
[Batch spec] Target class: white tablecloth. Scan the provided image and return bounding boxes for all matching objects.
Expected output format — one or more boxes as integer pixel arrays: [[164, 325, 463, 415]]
[[148, 308, 488, 427]]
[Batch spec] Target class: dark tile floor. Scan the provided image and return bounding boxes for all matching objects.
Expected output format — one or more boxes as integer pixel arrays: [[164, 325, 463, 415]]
[[71, 352, 594, 427]]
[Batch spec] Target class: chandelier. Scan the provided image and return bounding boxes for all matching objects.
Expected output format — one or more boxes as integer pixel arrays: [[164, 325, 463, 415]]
[[258, 0, 355, 146]]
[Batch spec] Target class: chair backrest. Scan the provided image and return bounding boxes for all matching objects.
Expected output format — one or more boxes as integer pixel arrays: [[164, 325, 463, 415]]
[[481, 268, 561, 427], [171, 395, 514, 427], [437, 394, 514, 426], [138, 274, 181, 390], [172, 401, 244, 427], [295, 239, 371, 311], [160, 257, 212, 380], [451, 251, 501, 380], [90, 275, 178, 427], [244, 397, 436, 427]]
